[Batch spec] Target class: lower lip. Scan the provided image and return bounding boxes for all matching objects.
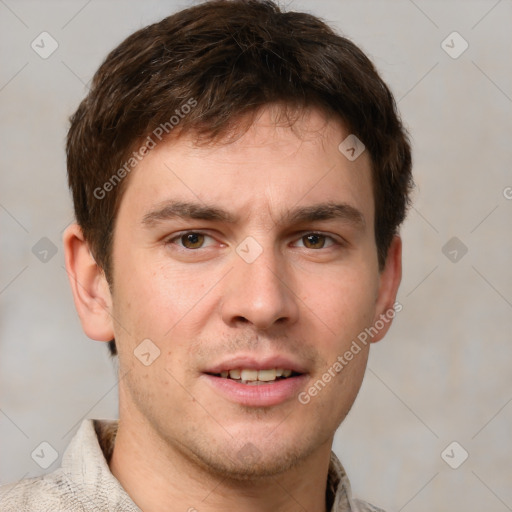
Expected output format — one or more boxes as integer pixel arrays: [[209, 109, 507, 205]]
[[201, 374, 308, 407]]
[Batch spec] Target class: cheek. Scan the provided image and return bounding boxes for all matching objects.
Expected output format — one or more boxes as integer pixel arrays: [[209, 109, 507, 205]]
[[301, 267, 378, 345], [111, 251, 218, 349], [109, 251, 168, 349]]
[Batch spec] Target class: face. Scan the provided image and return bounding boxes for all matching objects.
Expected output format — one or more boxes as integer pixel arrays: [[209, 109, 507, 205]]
[[107, 106, 395, 478]]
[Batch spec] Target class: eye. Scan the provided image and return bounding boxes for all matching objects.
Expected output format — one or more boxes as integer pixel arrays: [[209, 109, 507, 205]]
[[294, 233, 337, 249], [169, 231, 214, 249]]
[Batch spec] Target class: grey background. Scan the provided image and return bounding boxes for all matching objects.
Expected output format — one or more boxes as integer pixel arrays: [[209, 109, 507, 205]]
[[1, 0, 511, 510]]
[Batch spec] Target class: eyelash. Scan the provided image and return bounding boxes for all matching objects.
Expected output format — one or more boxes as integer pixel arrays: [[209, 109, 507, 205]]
[[165, 231, 342, 250]]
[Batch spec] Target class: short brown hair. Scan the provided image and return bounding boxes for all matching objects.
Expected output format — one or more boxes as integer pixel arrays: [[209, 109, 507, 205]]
[[66, 0, 413, 356]]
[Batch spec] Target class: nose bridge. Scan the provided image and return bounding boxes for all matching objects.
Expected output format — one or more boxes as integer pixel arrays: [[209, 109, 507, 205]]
[[240, 241, 282, 295], [221, 235, 299, 330]]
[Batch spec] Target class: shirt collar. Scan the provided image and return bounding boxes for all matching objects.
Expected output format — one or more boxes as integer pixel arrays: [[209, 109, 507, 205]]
[[61, 419, 140, 511]]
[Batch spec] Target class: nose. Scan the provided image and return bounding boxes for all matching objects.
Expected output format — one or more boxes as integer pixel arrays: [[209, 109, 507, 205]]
[[220, 242, 300, 331]]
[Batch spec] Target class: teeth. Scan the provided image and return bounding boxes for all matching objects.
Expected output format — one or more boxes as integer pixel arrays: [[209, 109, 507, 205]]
[[218, 368, 294, 382], [258, 369, 276, 381], [229, 369, 241, 379], [240, 369, 258, 381]]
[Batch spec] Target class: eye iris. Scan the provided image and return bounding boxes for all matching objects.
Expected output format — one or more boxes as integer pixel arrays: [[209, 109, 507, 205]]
[[303, 234, 325, 249], [182, 233, 204, 249]]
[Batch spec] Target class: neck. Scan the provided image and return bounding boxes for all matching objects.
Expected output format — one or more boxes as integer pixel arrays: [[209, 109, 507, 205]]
[[109, 405, 332, 512]]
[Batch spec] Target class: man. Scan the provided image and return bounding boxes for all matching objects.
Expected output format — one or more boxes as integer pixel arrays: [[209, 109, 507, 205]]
[[0, 0, 412, 510]]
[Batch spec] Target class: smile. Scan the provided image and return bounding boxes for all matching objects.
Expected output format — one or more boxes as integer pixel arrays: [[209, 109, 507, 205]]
[[209, 368, 300, 384]]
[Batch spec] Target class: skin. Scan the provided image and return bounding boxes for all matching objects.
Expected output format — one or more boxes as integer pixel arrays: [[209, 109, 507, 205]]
[[64, 105, 401, 512]]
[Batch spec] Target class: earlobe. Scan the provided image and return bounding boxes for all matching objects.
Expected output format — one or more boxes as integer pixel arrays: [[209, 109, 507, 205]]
[[371, 235, 402, 343], [63, 223, 115, 342]]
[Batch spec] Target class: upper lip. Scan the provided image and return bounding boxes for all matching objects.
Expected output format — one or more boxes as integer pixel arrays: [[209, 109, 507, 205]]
[[204, 354, 309, 374]]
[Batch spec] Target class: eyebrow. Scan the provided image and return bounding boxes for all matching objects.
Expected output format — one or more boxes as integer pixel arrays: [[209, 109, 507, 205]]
[[141, 200, 365, 230], [283, 202, 365, 229], [142, 201, 237, 226]]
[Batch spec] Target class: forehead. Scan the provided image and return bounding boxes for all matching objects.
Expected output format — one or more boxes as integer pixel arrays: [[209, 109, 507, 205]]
[[117, 106, 374, 227]]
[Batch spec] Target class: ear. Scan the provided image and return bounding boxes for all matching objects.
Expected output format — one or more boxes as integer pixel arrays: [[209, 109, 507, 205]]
[[63, 223, 115, 342], [370, 235, 402, 343]]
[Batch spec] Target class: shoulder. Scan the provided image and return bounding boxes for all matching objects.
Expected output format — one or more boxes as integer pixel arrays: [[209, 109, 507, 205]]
[[328, 451, 387, 512], [351, 498, 387, 512], [0, 470, 97, 512]]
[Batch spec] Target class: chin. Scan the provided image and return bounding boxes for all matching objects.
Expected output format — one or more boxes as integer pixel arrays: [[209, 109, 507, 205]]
[[184, 433, 321, 481], [198, 448, 304, 480]]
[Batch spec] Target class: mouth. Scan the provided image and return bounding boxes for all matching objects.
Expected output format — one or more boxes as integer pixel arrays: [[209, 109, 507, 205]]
[[201, 356, 309, 406], [206, 368, 303, 385]]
